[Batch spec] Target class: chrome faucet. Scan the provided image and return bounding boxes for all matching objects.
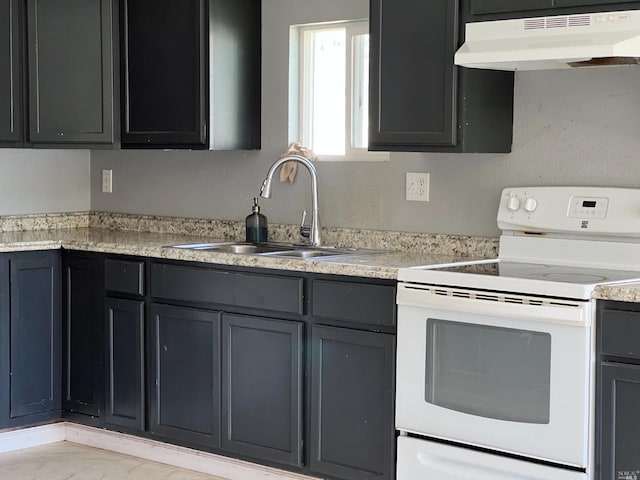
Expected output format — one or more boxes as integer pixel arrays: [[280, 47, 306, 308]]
[[260, 154, 322, 246]]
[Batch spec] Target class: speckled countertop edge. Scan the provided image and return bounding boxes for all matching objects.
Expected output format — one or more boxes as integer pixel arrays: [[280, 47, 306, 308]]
[[593, 283, 640, 303], [3, 212, 640, 297], [0, 212, 499, 280]]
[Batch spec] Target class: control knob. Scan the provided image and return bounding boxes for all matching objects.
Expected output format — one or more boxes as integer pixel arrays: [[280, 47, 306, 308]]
[[507, 195, 520, 212], [523, 197, 538, 213]]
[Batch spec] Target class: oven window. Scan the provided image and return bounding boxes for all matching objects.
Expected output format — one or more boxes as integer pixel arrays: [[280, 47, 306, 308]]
[[425, 319, 551, 424]]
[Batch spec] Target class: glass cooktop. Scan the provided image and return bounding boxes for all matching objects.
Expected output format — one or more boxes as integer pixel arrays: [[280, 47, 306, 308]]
[[400, 260, 640, 299], [436, 260, 640, 285]]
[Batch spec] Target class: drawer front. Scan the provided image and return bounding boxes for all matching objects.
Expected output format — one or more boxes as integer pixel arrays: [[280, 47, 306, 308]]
[[105, 259, 145, 296], [312, 280, 396, 327], [601, 309, 640, 359], [151, 263, 304, 315]]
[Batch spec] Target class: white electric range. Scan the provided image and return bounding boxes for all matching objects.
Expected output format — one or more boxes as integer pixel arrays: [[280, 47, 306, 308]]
[[396, 186, 640, 480]]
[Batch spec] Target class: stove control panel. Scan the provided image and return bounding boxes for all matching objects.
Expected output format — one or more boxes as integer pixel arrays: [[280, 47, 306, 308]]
[[497, 186, 640, 235], [568, 196, 609, 219]]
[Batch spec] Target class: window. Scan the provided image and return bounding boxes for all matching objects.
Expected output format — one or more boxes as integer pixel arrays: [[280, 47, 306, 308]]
[[292, 21, 387, 161]]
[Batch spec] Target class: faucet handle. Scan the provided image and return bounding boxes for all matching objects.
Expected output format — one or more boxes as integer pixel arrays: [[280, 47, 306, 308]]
[[299, 210, 310, 238]]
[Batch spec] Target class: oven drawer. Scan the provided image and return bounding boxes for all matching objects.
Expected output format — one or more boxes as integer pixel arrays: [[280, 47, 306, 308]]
[[397, 437, 587, 480]]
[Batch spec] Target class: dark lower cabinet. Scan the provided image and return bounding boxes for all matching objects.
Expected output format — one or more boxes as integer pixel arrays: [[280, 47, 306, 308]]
[[599, 363, 640, 478], [105, 297, 145, 431], [310, 325, 395, 480], [149, 304, 221, 448], [597, 302, 640, 480], [221, 313, 303, 467], [63, 254, 104, 422], [0, 251, 61, 428]]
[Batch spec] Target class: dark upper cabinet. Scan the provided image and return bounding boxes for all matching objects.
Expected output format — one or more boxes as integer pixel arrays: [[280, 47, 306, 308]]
[[105, 297, 145, 432], [121, 0, 260, 150], [149, 304, 221, 448], [26, 0, 115, 144], [221, 313, 303, 467], [309, 325, 395, 480], [63, 254, 105, 422], [369, 0, 514, 153], [470, 0, 640, 18], [0, 251, 62, 428], [0, 0, 23, 144]]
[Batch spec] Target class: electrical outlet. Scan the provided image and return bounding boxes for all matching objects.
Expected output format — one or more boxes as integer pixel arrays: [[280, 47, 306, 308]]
[[102, 169, 113, 193], [406, 172, 429, 202]]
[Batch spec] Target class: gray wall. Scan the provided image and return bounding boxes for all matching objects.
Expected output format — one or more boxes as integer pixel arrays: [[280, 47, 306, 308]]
[[0, 149, 90, 215], [90, 0, 640, 238]]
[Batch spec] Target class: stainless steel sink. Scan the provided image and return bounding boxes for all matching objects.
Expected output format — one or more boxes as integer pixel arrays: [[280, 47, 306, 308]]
[[166, 241, 382, 259]]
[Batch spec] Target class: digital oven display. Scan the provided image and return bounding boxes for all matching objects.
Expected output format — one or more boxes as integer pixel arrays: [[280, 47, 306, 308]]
[[582, 200, 597, 208]]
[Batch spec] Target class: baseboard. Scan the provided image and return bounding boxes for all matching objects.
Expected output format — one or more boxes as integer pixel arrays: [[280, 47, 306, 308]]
[[0, 422, 318, 480], [0, 422, 66, 453]]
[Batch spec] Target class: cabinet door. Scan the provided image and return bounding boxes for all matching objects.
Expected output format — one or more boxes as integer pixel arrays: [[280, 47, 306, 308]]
[[149, 304, 221, 448], [105, 297, 145, 431], [369, 0, 458, 149], [121, 0, 206, 147], [310, 325, 395, 480], [63, 255, 104, 419], [221, 314, 303, 467], [471, 0, 635, 15], [599, 362, 640, 479], [26, 0, 114, 144], [470, 0, 552, 14], [0, 0, 22, 143], [8, 252, 62, 420]]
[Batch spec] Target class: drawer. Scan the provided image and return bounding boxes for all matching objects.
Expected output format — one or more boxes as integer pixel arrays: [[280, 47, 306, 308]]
[[105, 259, 145, 296], [151, 263, 304, 315], [601, 309, 640, 359], [311, 279, 396, 327]]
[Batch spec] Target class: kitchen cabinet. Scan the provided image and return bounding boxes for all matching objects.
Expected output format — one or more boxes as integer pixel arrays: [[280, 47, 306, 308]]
[[104, 258, 146, 433], [26, 0, 116, 144], [309, 326, 395, 480], [0, 0, 24, 145], [120, 0, 260, 150], [149, 304, 221, 448], [0, 251, 61, 428], [309, 277, 396, 480], [469, 0, 640, 19], [597, 301, 640, 479], [105, 297, 145, 432], [221, 313, 303, 467], [63, 253, 105, 425], [369, 0, 514, 153]]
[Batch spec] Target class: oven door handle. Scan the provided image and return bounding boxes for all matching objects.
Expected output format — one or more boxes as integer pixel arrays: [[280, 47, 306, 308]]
[[397, 283, 589, 326]]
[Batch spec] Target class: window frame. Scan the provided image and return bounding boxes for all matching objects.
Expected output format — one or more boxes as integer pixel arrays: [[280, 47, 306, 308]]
[[296, 20, 389, 162]]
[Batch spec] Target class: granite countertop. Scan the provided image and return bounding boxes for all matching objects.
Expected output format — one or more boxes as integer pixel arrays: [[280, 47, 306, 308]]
[[2, 212, 640, 297], [0, 228, 482, 280], [593, 283, 640, 303]]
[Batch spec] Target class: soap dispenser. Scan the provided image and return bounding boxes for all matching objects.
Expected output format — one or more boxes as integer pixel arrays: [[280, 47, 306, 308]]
[[245, 197, 268, 242]]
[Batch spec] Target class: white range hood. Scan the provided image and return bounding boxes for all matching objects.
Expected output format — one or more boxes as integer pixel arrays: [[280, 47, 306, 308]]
[[455, 10, 640, 71]]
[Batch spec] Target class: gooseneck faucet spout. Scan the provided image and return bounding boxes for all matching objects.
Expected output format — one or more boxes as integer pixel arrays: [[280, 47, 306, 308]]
[[260, 154, 322, 246]]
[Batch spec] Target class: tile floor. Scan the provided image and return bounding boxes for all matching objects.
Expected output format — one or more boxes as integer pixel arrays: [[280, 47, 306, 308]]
[[0, 442, 229, 480]]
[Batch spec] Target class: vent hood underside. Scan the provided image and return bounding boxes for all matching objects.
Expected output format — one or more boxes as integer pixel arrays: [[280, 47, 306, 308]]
[[455, 10, 640, 71]]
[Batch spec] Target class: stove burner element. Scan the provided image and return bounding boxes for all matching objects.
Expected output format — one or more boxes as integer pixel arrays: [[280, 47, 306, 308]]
[[526, 272, 608, 283]]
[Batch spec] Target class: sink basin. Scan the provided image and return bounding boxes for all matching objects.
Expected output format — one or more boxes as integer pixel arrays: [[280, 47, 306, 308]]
[[166, 242, 383, 259], [261, 249, 346, 259], [206, 244, 290, 254]]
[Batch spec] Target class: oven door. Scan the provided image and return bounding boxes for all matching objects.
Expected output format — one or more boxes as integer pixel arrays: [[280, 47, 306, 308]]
[[396, 283, 592, 469]]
